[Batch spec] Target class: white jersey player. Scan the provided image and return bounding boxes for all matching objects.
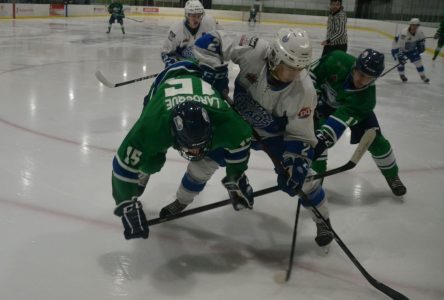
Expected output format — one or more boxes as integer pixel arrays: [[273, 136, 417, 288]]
[[391, 18, 429, 83], [187, 29, 334, 248], [161, 0, 219, 68]]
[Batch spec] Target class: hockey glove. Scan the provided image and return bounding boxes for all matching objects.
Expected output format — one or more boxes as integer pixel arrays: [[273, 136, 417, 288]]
[[397, 52, 408, 65], [161, 52, 177, 68], [313, 129, 335, 160], [114, 199, 149, 240], [200, 63, 229, 95], [277, 155, 310, 197], [417, 42, 425, 54], [222, 173, 254, 211]]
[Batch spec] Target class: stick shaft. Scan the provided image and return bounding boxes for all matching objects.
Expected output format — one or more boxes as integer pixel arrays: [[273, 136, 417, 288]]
[[95, 70, 158, 88]]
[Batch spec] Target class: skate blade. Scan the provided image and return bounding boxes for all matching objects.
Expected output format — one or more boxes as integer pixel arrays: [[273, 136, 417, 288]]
[[317, 244, 330, 255]]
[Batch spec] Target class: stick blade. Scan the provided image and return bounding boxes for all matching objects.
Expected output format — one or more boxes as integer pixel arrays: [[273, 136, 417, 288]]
[[350, 128, 376, 164], [273, 270, 288, 284], [95, 70, 116, 88]]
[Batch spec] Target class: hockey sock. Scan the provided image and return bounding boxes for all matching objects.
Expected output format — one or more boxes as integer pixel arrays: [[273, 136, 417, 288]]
[[368, 134, 399, 179]]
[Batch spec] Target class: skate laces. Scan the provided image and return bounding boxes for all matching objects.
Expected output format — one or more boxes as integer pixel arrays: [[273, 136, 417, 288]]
[[316, 221, 331, 235], [167, 200, 187, 213], [389, 176, 403, 188]]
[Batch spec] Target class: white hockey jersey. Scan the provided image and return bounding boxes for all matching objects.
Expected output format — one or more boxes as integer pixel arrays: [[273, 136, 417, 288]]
[[392, 27, 426, 52], [161, 15, 219, 59], [222, 33, 318, 147]]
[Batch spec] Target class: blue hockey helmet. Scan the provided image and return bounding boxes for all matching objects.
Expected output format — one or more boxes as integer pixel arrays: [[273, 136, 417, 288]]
[[355, 49, 385, 78], [171, 101, 212, 161]]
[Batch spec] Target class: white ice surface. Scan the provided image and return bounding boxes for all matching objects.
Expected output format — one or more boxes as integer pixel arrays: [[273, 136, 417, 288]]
[[0, 16, 443, 300]]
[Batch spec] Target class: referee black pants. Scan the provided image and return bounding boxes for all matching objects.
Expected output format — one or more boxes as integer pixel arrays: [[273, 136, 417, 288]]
[[321, 44, 347, 57]]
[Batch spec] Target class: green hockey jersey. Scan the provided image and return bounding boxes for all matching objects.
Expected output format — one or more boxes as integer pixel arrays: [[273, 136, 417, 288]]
[[112, 62, 252, 204], [108, 2, 124, 16], [436, 20, 444, 38], [310, 50, 376, 144]]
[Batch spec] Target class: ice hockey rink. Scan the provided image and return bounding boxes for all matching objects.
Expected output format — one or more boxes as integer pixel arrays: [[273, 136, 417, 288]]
[[0, 15, 443, 300]]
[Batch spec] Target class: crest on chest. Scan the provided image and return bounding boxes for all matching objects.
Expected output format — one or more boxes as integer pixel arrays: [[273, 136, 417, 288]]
[[245, 73, 258, 84]]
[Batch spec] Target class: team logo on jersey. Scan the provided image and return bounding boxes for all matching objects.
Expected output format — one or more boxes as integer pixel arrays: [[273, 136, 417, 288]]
[[282, 34, 290, 43], [245, 73, 258, 84], [234, 93, 274, 128], [329, 74, 338, 82], [248, 37, 259, 48], [168, 31, 176, 41], [297, 107, 311, 119]]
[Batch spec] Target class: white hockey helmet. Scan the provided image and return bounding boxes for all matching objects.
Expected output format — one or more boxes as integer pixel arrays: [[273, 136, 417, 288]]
[[409, 18, 420, 25], [185, 0, 204, 17], [267, 28, 312, 70]]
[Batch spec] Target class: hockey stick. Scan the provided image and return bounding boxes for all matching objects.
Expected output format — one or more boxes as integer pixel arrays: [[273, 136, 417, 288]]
[[255, 135, 409, 298], [309, 128, 376, 180], [223, 90, 407, 298], [126, 16, 143, 23], [95, 70, 158, 88], [146, 132, 374, 227], [380, 62, 402, 78], [147, 185, 279, 226], [259, 138, 409, 298], [273, 200, 302, 284], [265, 149, 409, 298], [274, 128, 375, 284], [308, 203, 409, 299]]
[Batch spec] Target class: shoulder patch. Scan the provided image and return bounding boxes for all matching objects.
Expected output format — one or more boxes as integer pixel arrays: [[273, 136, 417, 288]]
[[168, 31, 176, 41], [239, 35, 259, 48], [248, 37, 259, 48], [297, 107, 312, 119]]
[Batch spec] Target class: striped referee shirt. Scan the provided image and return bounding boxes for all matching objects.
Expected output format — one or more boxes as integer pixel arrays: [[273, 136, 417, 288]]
[[326, 8, 348, 45]]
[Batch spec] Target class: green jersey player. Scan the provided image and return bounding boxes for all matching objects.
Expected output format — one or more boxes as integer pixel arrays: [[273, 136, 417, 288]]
[[107, 1, 125, 34], [433, 19, 444, 60], [112, 61, 253, 240], [310, 49, 407, 196]]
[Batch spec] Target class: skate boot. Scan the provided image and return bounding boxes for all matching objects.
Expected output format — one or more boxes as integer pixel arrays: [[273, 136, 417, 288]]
[[315, 219, 333, 252], [122, 27, 125, 34], [421, 75, 430, 83], [106, 29, 110, 34], [159, 199, 188, 218], [385, 175, 407, 196], [400, 75, 408, 82]]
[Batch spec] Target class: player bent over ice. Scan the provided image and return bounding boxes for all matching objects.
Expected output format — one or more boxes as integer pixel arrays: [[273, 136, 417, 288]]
[[111, 61, 253, 240], [177, 29, 335, 249], [310, 49, 407, 197]]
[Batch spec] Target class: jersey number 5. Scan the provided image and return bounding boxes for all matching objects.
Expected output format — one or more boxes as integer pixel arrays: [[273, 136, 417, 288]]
[[124, 146, 142, 166], [164, 78, 215, 97]]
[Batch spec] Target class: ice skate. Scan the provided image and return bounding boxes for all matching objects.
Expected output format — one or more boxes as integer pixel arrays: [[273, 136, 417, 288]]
[[385, 175, 407, 196], [159, 199, 188, 218], [400, 74, 408, 82], [315, 219, 333, 253]]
